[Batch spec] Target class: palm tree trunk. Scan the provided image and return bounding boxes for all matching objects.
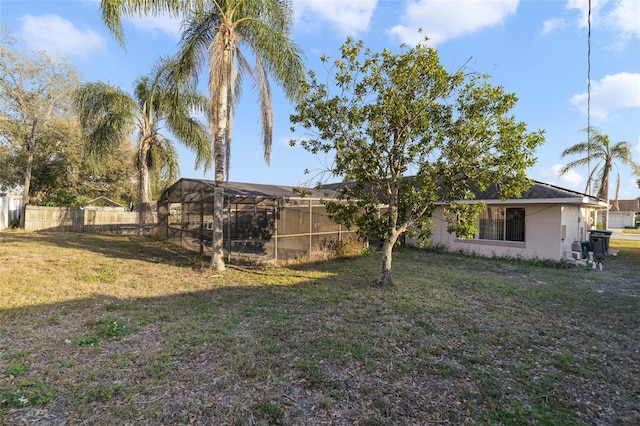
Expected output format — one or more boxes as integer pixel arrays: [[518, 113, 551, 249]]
[[19, 120, 37, 229], [136, 142, 153, 235], [599, 162, 611, 229], [210, 45, 231, 272]]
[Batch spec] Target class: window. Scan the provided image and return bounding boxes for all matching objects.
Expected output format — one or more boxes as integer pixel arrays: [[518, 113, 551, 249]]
[[477, 207, 525, 242]]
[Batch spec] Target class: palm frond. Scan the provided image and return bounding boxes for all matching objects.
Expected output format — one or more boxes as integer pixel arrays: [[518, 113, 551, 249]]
[[73, 82, 138, 156], [100, 0, 187, 48], [149, 135, 179, 183], [235, 0, 304, 101]]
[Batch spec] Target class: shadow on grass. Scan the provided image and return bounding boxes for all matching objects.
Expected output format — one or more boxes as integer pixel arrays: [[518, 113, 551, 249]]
[[0, 230, 210, 270]]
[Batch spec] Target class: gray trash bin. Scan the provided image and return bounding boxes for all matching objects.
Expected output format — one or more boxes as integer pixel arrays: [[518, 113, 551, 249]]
[[588, 229, 611, 254], [590, 236, 606, 256]]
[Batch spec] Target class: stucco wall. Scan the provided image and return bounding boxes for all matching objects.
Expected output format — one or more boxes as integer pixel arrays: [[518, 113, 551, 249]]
[[410, 203, 589, 261]]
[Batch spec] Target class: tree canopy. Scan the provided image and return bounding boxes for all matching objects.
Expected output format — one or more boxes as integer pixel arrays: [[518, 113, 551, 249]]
[[74, 58, 211, 228], [0, 36, 140, 209], [290, 38, 545, 285], [560, 128, 638, 205]]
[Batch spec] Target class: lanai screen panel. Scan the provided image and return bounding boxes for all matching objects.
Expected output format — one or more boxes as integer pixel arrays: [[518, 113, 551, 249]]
[[158, 179, 361, 261]]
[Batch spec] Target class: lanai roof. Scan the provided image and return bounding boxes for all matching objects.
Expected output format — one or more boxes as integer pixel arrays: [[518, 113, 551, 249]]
[[160, 178, 340, 204]]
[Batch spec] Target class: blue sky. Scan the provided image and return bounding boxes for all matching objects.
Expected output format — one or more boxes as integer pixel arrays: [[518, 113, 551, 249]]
[[2, 0, 639, 199]]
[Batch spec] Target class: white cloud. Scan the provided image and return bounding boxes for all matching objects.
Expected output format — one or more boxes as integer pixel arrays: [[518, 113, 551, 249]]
[[541, 18, 567, 35], [617, 175, 639, 198], [293, 0, 377, 36], [566, 0, 639, 45], [566, 0, 593, 29], [127, 13, 182, 39], [608, 0, 640, 39], [20, 14, 106, 57], [387, 0, 519, 46], [569, 72, 640, 120], [540, 164, 585, 191]]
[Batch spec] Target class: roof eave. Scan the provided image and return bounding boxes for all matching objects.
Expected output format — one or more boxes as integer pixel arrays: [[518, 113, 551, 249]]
[[436, 197, 608, 207]]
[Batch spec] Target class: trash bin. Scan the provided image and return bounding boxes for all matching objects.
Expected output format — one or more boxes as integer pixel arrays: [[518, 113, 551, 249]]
[[590, 236, 606, 256], [588, 229, 612, 254]]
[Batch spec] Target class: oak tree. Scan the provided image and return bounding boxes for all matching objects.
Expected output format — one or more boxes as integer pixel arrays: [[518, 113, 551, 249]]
[[290, 38, 545, 285]]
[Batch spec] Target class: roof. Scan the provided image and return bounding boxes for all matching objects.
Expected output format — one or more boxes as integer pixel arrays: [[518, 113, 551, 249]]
[[85, 196, 126, 208], [473, 180, 606, 206], [162, 178, 608, 208], [611, 199, 640, 212], [323, 178, 607, 207]]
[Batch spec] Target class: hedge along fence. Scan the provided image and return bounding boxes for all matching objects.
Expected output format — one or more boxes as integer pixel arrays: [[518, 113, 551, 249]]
[[24, 205, 157, 234]]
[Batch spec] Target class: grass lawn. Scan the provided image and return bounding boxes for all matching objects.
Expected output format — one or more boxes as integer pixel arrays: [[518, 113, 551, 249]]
[[1, 232, 638, 425]]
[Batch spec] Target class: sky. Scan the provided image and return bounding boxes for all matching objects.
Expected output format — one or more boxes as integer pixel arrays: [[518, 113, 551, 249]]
[[2, 0, 639, 199]]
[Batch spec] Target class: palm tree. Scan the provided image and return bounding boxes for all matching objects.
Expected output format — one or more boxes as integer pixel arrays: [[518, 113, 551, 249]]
[[100, 0, 305, 270], [560, 128, 638, 228], [74, 59, 211, 231]]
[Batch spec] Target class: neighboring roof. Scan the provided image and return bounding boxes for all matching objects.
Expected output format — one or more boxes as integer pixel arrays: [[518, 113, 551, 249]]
[[160, 178, 340, 204], [86, 196, 126, 208], [610, 199, 640, 212]]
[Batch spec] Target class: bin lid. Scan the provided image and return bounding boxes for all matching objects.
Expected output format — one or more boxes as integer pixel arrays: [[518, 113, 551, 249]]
[[588, 229, 612, 235]]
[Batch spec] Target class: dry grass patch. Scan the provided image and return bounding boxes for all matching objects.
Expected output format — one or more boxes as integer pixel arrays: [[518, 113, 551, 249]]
[[1, 232, 638, 424]]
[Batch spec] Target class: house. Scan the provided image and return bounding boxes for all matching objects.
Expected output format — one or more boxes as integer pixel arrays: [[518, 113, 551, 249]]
[[597, 199, 639, 229], [407, 181, 608, 262], [157, 178, 609, 263], [85, 196, 128, 211]]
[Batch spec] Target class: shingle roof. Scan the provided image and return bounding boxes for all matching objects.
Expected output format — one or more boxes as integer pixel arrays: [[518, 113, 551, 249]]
[[611, 199, 640, 212], [165, 178, 605, 207], [323, 178, 603, 205], [476, 180, 594, 200]]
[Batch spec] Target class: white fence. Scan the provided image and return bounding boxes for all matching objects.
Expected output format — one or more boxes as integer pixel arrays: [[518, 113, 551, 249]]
[[0, 195, 22, 231]]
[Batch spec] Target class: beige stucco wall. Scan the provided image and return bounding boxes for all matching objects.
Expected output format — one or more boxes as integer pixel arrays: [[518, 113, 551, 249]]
[[410, 203, 591, 261]]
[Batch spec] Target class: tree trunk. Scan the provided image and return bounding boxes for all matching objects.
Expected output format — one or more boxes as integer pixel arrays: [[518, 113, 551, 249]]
[[19, 120, 37, 229], [599, 162, 611, 230], [376, 238, 395, 286], [210, 37, 231, 271], [136, 143, 153, 235], [376, 175, 401, 286], [211, 186, 226, 271]]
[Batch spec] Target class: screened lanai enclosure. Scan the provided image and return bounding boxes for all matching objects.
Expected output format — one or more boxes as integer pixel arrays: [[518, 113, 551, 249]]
[[157, 178, 362, 261]]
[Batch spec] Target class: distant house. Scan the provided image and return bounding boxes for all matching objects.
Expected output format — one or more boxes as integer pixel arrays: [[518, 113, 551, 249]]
[[85, 196, 128, 211], [407, 181, 608, 262], [597, 199, 640, 229]]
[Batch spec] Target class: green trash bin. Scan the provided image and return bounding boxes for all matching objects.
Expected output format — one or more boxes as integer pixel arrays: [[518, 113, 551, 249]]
[[580, 241, 590, 256]]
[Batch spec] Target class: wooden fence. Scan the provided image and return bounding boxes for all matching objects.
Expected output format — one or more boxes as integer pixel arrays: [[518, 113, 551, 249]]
[[24, 205, 157, 234]]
